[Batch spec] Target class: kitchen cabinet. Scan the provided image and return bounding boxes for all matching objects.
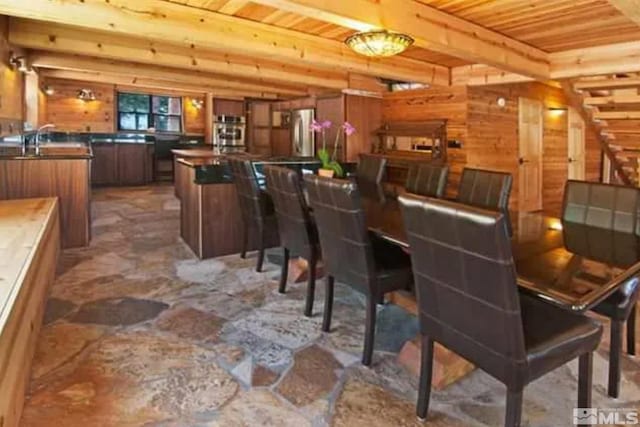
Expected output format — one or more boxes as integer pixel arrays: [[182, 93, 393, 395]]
[[91, 143, 118, 185], [91, 143, 154, 186]]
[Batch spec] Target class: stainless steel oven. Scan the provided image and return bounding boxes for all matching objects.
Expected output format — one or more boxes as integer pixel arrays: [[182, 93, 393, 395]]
[[213, 115, 246, 152]]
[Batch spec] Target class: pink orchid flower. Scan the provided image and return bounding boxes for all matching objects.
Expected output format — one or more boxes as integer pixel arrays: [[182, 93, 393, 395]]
[[321, 120, 332, 129], [342, 121, 356, 136], [310, 119, 324, 133]]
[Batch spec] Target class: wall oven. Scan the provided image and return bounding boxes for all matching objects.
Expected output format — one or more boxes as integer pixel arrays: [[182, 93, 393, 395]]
[[213, 115, 246, 153]]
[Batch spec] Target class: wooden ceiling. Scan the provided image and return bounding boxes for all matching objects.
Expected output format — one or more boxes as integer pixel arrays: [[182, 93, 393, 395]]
[[0, 0, 639, 100], [418, 0, 640, 51]]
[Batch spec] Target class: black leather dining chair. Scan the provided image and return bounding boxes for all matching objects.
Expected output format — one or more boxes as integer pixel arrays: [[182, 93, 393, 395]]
[[457, 167, 513, 235], [227, 156, 279, 272], [562, 180, 639, 398], [304, 174, 413, 366], [265, 165, 320, 317], [357, 155, 387, 185], [405, 162, 449, 198], [399, 194, 603, 427]]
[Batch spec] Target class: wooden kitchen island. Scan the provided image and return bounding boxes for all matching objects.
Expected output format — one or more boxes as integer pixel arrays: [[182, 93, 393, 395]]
[[0, 198, 60, 427]]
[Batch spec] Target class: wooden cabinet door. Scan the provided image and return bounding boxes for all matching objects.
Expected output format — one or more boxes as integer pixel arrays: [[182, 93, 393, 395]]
[[117, 144, 147, 186], [91, 143, 118, 185]]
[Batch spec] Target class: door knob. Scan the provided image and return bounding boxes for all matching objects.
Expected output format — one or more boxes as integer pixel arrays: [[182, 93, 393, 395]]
[[518, 157, 529, 165], [568, 157, 574, 163]]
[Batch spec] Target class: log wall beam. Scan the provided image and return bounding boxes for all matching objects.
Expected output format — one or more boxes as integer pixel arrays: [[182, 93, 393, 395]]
[[0, 0, 450, 85], [9, 18, 349, 90], [40, 69, 279, 99], [29, 51, 307, 96], [250, 0, 550, 79]]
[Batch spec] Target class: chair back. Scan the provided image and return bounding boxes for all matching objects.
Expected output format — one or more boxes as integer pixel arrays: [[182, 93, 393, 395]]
[[562, 180, 640, 267], [405, 163, 449, 198], [304, 175, 376, 291], [357, 155, 387, 185], [457, 167, 513, 235], [227, 156, 270, 228], [264, 165, 316, 257], [399, 194, 526, 381]]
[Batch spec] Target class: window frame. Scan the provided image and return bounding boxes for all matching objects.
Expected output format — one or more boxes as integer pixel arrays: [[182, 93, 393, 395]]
[[116, 92, 183, 133]]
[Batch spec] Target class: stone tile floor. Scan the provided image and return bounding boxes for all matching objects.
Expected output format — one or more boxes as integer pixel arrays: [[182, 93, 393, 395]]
[[21, 185, 640, 427]]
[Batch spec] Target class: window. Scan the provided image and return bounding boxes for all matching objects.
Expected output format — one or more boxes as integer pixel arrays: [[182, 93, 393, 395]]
[[117, 92, 182, 132]]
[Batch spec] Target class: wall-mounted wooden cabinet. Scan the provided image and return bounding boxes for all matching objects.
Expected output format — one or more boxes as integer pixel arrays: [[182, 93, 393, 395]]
[[91, 143, 154, 186]]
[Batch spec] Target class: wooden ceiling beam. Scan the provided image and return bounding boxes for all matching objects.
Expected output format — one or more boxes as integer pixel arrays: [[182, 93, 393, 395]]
[[0, 0, 450, 85], [249, 0, 550, 79], [607, 0, 640, 26], [575, 77, 640, 91], [29, 51, 308, 96], [550, 41, 640, 79], [9, 19, 347, 90], [584, 94, 640, 106], [39, 69, 280, 99], [593, 110, 640, 120]]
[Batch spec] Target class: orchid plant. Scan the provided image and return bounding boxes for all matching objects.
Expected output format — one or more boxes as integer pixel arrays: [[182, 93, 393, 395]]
[[311, 119, 356, 178]]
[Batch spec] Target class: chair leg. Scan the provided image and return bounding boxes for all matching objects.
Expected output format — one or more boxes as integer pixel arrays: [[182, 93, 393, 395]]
[[608, 320, 622, 398], [255, 226, 265, 273], [304, 253, 317, 317], [240, 225, 248, 259], [504, 388, 523, 427], [362, 294, 377, 366], [416, 336, 434, 421], [278, 247, 289, 294], [578, 352, 593, 413], [322, 275, 334, 333], [628, 304, 636, 356]]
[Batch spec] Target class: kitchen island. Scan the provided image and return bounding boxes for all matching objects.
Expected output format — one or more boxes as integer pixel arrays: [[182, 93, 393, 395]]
[[0, 142, 92, 248], [176, 155, 321, 259], [177, 157, 251, 259], [0, 198, 60, 427]]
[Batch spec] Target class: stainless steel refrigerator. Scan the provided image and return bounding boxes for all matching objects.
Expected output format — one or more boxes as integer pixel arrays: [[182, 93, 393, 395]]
[[291, 109, 315, 157]]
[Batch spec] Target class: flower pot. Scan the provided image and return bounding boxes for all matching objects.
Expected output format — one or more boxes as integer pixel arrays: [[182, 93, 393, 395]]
[[318, 168, 335, 178]]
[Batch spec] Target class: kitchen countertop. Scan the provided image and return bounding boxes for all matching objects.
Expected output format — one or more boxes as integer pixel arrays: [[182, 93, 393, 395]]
[[0, 198, 58, 331], [176, 157, 233, 184], [0, 142, 93, 160]]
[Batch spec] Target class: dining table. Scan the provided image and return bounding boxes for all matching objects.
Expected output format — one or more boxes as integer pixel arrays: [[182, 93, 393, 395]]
[[361, 184, 640, 314]]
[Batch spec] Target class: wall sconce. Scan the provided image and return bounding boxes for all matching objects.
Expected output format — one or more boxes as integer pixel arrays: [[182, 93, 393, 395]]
[[43, 85, 55, 96], [496, 97, 507, 108], [77, 89, 96, 101], [9, 55, 30, 73], [547, 106, 567, 117], [190, 98, 204, 110]]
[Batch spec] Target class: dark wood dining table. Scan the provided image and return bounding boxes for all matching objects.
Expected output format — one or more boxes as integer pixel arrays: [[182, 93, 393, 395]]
[[361, 186, 640, 313]]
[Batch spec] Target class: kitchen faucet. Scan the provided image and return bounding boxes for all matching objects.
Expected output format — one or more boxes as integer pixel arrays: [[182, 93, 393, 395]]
[[35, 124, 55, 155]]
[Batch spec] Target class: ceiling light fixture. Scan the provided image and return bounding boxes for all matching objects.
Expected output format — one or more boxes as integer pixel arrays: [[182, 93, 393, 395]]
[[77, 88, 96, 101], [345, 30, 414, 57]]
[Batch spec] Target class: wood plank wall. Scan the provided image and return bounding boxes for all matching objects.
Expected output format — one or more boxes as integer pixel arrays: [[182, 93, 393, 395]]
[[183, 95, 205, 135], [467, 82, 601, 216], [41, 78, 209, 134], [44, 78, 115, 132], [382, 85, 468, 197], [0, 16, 24, 136], [382, 82, 602, 215]]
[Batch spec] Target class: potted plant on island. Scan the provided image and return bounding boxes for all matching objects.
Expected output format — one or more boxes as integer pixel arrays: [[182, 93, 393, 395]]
[[311, 119, 356, 178]]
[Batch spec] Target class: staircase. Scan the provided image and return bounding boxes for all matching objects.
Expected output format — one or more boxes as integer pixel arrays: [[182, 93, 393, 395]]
[[562, 79, 639, 187]]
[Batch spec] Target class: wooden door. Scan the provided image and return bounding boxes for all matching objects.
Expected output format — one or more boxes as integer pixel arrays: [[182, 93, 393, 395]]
[[518, 97, 543, 212], [568, 107, 586, 180]]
